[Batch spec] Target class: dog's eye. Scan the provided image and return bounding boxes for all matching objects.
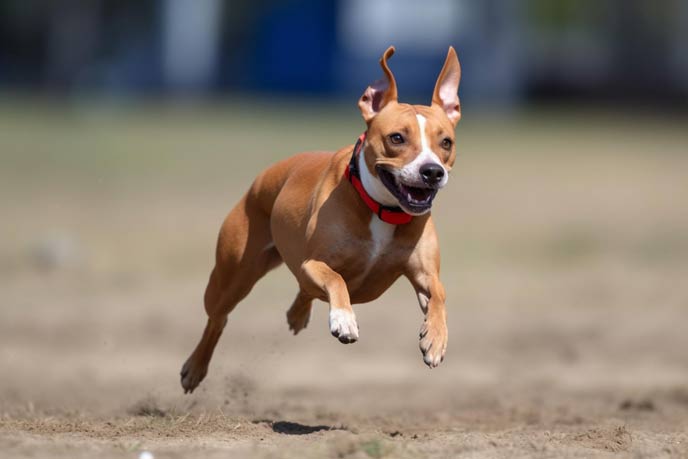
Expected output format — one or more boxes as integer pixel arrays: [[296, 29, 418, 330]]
[[441, 138, 453, 150], [388, 133, 405, 145]]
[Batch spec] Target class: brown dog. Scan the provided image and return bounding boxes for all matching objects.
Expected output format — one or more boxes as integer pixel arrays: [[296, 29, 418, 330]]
[[181, 46, 461, 393]]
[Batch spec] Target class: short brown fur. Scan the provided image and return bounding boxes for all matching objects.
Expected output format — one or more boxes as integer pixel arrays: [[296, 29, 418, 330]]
[[181, 46, 461, 393]]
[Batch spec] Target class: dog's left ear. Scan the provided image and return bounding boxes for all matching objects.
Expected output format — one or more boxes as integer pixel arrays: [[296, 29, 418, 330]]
[[432, 46, 462, 126], [359, 46, 398, 123]]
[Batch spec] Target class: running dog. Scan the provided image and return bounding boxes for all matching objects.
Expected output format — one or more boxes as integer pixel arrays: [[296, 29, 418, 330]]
[[181, 46, 461, 393]]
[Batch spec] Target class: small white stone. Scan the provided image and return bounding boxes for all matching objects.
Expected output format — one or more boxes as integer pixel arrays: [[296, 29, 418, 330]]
[[139, 451, 154, 459]]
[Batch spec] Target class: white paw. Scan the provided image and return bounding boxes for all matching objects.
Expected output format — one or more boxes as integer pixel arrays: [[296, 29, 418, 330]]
[[329, 308, 359, 344]]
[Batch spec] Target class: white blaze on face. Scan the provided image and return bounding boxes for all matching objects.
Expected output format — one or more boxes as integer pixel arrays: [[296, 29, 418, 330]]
[[398, 115, 448, 188]]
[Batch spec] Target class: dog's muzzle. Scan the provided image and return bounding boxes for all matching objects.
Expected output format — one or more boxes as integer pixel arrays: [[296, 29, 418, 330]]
[[376, 166, 439, 215]]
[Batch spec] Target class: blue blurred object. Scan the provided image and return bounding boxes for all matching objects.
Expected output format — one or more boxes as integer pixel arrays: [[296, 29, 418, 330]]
[[0, 0, 685, 106], [244, 0, 337, 93]]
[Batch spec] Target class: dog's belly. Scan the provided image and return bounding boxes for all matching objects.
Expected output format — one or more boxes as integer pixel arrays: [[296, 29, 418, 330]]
[[333, 244, 409, 305], [345, 264, 404, 304], [274, 225, 408, 305], [276, 236, 406, 304]]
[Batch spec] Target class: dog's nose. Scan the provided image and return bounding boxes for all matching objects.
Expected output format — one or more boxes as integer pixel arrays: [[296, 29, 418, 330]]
[[420, 163, 445, 185]]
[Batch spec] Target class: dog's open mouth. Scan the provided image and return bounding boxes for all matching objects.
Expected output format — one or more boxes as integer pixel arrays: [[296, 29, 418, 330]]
[[376, 166, 438, 214]]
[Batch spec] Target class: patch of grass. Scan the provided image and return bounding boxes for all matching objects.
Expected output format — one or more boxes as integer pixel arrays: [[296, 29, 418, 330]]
[[360, 438, 393, 458]]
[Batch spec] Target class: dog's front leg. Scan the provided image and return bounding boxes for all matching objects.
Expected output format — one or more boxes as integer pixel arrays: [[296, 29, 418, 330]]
[[300, 259, 359, 344], [407, 271, 448, 368]]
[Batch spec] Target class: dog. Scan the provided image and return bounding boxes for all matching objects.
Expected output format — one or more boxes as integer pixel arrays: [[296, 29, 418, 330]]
[[181, 46, 461, 393]]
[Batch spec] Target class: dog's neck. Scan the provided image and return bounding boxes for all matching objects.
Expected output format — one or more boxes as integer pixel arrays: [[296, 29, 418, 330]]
[[357, 141, 398, 207]]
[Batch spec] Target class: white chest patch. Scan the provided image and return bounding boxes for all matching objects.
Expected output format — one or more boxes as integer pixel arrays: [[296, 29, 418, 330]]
[[348, 216, 395, 287], [348, 217, 395, 286], [368, 217, 395, 261]]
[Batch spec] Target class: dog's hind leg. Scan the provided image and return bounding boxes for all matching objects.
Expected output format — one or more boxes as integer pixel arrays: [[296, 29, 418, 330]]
[[181, 193, 282, 394], [286, 290, 313, 335]]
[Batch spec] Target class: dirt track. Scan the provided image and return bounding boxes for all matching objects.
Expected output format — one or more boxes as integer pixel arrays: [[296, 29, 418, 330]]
[[1, 104, 687, 458]]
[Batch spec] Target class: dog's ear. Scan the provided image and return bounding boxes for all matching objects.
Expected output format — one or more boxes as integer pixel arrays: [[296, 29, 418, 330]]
[[358, 46, 398, 123], [432, 46, 461, 126]]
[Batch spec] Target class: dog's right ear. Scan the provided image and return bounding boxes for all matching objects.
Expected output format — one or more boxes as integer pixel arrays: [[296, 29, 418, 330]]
[[358, 46, 398, 123]]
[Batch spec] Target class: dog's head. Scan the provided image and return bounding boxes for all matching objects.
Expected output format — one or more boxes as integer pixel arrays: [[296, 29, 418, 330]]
[[357, 46, 461, 215]]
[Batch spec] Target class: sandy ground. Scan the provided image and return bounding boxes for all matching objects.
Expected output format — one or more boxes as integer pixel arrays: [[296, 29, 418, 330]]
[[1, 102, 687, 458]]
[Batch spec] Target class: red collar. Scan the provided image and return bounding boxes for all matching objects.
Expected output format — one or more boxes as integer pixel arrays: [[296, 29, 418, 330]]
[[344, 132, 413, 225]]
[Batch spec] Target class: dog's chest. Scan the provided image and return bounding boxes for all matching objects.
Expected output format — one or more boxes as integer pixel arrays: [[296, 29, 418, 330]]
[[367, 217, 395, 261], [342, 218, 400, 298]]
